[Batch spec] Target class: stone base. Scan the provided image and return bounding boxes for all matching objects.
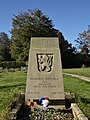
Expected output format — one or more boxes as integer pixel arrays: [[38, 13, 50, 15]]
[[47, 105, 65, 109], [34, 99, 65, 104], [33, 99, 65, 109]]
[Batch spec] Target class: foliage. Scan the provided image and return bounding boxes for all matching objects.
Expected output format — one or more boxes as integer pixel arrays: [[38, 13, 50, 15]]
[[0, 32, 11, 61], [62, 54, 80, 68], [0, 61, 26, 68], [10, 9, 73, 63], [76, 25, 90, 56], [75, 25, 90, 67], [10, 9, 57, 62], [61, 46, 82, 68]]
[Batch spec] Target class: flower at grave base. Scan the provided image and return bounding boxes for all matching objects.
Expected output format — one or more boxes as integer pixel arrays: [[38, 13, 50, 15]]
[[39, 96, 49, 111], [28, 101, 34, 107], [30, 101, 34, 107], [45, 97, 49, 100], [42, 99, 49, 107], [39, 96, 49, 104], [39, 96, 46, 103]]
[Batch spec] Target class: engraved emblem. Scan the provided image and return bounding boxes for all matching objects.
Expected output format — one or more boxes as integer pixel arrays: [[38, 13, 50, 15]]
[[37, 54, 53, 72]]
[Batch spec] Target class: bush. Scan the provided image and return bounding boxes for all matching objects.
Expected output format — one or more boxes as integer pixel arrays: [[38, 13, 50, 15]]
[[0, 61, 26, 69]]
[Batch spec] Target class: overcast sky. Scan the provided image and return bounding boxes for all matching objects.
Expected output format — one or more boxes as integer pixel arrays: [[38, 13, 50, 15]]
[[0, 0, 90, 46]]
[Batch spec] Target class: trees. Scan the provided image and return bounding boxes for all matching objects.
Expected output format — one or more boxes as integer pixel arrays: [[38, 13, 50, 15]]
[[76, 25, 90, 56], [0, 32, 11, 61], [10, 9, 66, 62], [75, 25, 90, 67], [10, 8, 78, 68]]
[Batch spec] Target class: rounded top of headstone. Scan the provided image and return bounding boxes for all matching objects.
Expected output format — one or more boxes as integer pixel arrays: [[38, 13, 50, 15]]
[[31, 37, 59, 48]]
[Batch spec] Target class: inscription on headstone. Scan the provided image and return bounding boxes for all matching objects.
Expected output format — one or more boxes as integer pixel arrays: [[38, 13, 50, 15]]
[[25, 37, 65, 106]]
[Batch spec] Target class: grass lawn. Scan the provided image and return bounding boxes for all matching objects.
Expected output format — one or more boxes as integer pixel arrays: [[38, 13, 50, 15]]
[[63, 74, 90, 119], [0, 69, 90, 119], [63, 68, 90, 77], [0, 71, 26, 119]]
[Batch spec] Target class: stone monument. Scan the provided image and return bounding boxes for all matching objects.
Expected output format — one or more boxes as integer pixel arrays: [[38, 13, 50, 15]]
[[25, 37, 65, 107]]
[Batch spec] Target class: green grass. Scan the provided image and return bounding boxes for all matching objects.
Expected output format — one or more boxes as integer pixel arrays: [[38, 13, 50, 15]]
[[0, 69, 90, 119], [63, 74, 90, 119], [0, 71, 26, 118], [63, 68, 90, 118], [63, 68, 90, 77]]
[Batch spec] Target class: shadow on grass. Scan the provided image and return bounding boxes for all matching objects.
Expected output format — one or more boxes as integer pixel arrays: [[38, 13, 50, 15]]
[[0, 83, 26, 89], [80, 97, 90, 104]]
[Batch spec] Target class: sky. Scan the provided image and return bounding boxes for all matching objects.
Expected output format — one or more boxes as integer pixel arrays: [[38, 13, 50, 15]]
[[0, 0, 90, 46]]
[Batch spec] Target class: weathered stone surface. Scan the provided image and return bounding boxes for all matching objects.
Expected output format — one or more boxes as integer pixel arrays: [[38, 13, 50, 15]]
[[25, 37, 65, 106], [71, 103, 88, 120]]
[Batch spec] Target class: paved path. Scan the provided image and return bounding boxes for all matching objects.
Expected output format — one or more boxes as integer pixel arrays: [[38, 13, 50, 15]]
[[63, 73, 90, 82]]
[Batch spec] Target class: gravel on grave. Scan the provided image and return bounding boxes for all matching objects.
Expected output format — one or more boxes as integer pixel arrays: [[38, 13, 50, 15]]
[[29, 108, 74, 120], [16, 103, 74, 120], [15, 92, 75, 120]]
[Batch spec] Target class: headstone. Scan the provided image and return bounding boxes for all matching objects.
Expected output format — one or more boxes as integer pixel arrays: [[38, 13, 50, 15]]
[[0, 67, 3, 73], [25, 37, 65, 107]]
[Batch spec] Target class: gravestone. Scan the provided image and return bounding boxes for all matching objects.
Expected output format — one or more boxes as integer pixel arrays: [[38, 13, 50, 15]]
[[0, 67, 3, 73], [25, 37, 65, 107]]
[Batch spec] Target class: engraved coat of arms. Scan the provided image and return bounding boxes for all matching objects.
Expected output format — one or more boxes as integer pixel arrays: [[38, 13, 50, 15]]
[[37, 54, 53, 72]]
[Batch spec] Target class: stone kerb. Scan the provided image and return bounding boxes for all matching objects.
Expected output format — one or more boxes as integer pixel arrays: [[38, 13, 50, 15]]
[[71, 103, 88, 120]]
